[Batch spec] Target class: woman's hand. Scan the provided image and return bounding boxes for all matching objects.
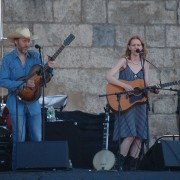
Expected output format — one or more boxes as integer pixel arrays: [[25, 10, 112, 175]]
[[152, 84, 161, 94], [123, 84, 134, 92]]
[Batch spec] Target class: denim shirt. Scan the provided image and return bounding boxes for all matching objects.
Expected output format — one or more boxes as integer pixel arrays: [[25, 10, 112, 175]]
[[0, 49, 43, 116]]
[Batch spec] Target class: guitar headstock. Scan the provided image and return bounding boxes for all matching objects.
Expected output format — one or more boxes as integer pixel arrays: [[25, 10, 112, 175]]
[[49, 34, 75, 61], [63, 34, 75, 46]]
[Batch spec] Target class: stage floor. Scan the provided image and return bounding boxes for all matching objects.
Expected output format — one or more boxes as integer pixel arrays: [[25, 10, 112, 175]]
[[0, 168, 180, 180]]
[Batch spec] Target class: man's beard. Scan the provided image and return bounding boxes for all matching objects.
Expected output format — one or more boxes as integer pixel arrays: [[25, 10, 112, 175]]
[[18, 47, 28, 54]]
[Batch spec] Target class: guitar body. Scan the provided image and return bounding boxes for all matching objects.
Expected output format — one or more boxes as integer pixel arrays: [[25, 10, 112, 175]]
[[17, 64, 50, 103], [93, 150, 115, 171], [106, 79, 149, 112]]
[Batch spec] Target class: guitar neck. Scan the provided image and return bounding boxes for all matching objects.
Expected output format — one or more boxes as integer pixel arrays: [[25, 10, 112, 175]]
[[45, 34, 75, 62], [43, 45, 66, 72], [148, 80, 180, 90], [160, 80, 180, 88], [50, 45, 65, 61]]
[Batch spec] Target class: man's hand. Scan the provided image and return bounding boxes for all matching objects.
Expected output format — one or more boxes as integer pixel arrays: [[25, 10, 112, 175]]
[[47, 61, 55, 69], [26, 79, 35, 87]]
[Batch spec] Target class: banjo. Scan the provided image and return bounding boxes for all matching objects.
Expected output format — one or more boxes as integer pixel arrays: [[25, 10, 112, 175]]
[[93, 105, 115, 170]]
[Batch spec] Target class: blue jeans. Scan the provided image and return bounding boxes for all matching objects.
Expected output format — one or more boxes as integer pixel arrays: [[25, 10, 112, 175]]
[[10, 109, 42, 170]]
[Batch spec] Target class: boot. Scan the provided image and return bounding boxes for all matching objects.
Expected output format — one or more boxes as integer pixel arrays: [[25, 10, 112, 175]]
[[123, 155, 131, 171], [128, 156, 138, 171], [115, 154, 126, 171]]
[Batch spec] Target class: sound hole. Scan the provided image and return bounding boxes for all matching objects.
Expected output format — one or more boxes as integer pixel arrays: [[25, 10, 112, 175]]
[[133, 87, 142, 96]]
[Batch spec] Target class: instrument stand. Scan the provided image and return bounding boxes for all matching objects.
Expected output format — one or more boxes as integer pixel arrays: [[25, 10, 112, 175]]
[[36, 46, 46, 141], [92, 104, 115, 171]]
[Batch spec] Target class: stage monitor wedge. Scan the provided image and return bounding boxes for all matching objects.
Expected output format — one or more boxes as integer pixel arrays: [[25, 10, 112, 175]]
[[161, 140, 180, 168], [138, 140, 180, 171], [16, 141, 69, 170]]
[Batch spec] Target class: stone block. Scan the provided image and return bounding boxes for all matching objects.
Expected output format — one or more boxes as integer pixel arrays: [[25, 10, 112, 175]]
[[4, 0, 53, 22], [148, 48, 174, 68], [166, 26, 180, 47], [151, 95, 177, 114], [149, 114, 178, 139], [83, 94, 107, 113], [115, 25, 145, 47], [82, 0, 106, 23], [108, 1, 176, 24], [148, 68, 161, 85], [53, 0, 81, 23], [166, 0, 177, 10], [174, 50, 180, 67], [146, 26, 165, 47], [93, 25, 115, 47]]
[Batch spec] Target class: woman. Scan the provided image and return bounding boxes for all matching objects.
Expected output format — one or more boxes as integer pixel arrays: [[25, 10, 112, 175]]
[[106, 36, 155, 171]]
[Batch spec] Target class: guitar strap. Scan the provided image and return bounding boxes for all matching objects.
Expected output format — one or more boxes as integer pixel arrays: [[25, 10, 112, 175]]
[[27, 50, 35, 58]]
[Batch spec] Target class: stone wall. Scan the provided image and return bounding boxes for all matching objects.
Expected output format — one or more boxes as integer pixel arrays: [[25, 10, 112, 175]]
[[1, 0, 180, 145]]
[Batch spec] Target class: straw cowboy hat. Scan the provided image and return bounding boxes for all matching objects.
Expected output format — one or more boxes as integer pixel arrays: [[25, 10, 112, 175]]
[[7, 27, 38, 42]]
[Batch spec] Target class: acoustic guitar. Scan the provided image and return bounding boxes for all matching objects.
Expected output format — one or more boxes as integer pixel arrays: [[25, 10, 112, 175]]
[[17, 34, 75, 103], [106, 79, 180, 112]]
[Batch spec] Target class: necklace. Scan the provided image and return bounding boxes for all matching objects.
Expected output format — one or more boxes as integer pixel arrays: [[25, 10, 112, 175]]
[[131, 60, 140, 65]]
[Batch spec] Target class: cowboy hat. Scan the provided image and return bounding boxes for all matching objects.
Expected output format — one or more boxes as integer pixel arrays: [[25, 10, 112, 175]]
[[7, 27, 38, 42]]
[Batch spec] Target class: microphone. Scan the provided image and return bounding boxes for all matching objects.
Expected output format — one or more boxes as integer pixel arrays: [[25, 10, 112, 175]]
[[35, 44, 43, 49], [136, 49, 143, 54]]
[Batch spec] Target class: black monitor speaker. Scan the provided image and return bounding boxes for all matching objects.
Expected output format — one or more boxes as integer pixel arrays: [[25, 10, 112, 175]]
[[16, 141, 69, 170], [138, 140, 180, 171]]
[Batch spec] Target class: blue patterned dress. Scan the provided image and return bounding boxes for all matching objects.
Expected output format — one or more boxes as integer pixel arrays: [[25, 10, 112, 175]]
[[113, 64, 148, 141]]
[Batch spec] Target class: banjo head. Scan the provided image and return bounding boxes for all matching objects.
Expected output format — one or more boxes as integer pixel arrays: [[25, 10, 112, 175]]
[[93, 150, 115, 171]]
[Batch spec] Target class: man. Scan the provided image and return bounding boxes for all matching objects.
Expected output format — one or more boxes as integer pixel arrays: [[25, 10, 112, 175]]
[[0, 27, 55, 170]]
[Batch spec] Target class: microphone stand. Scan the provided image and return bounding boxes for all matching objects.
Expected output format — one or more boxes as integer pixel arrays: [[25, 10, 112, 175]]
[[100, 84, 156, 168], [139, 52, 150, 153], [144, 59, 162, 86], [36, 47, 46, 141], [11, 87, 20, 171], [160, 88, 180, 140], [178, 90, 180, 140], [99, 89, 140, 159], [11, 75, 37, 171]]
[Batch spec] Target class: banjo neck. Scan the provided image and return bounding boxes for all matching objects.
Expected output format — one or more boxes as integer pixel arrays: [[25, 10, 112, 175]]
[[102, 105, 110, 150]]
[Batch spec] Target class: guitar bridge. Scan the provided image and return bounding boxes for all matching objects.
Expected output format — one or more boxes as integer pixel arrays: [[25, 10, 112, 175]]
[[129, 94, 143, 103]]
